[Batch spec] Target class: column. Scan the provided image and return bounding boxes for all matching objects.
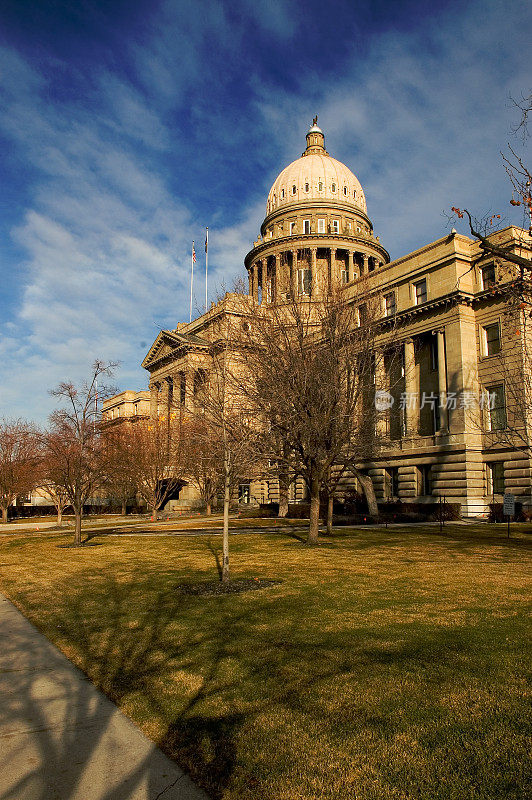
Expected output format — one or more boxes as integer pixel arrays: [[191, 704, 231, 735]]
[[362, 253, 368, 275], [375, 349, 388, 440], [273, 253, 279, 303], [150, 383, 159, 419], [185, 369, 194, 411], [436, 329, 448, 433], [347, 250, 354, 282], [404, 339, 416, 436], [260, 260, 267, 304], [291, 250, 298, 297], [252, 264, 259, 302], [161, 379, 170, 424], [310, 248, 319, 297], [248, 268, 253, 297]]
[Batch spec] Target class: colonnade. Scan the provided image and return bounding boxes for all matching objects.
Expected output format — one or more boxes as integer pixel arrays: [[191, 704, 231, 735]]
[[248, 247, 385, 303]]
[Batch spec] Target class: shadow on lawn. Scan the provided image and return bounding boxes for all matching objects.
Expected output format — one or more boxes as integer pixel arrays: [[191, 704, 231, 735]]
[[5, 556, 529, 800]]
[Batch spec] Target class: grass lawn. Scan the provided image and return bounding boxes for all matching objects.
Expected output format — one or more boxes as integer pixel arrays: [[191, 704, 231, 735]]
[[0, 523, 530, 799]]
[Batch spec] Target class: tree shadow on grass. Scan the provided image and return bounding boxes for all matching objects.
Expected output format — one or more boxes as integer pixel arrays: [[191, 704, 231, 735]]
[[4, 562, 529, 800]]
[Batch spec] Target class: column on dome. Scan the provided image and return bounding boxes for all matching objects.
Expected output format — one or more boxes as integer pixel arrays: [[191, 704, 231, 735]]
[[260, 260, 267, 304], [436, 329, 448, 433], [362, 253, 368, 275], [272, 253, 279, 303], [252, 263, 259, 302], [310, 248, 319, 298], [403, 338, 416, 435], [346, 250, 353, 283], [291, 250, 298, 297], [248, 267, 253, 297]]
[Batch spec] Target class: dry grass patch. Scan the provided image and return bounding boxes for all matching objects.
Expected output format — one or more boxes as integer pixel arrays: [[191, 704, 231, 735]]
[[0, 524, 530, 800]]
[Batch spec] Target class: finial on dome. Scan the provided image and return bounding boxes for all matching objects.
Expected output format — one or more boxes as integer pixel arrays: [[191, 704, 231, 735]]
[[303, 117, 327, 156]]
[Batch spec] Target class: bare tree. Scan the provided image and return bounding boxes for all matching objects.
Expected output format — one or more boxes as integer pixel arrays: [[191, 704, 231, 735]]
[[102, 427, 139, 515], [47, 360, 117, 545], [231, 290, 389, 545], [127, 418, 185, 521], [0, 419, 41, 523], [180, 417, 223, 515]]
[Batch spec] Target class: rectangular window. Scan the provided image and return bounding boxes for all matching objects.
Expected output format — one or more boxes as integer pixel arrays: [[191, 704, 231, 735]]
[[358, 303, 368, 326], [417, 465, 432, 496], [385, 468, 399, 498], [341, 269, 349, 284], [481, 263, 496, 289], [332, 220, 340, 234], [483, 322, 501, 356], [317, 218, 326, 233], [486, 462, 504, 495], [238, 483, 251, 504], [384, 292, 396, 317], [290, 221, 296, 235], [414, 278, 427, 305], [486, 384, 506, 430], [298, 268, 311, 296], [303, 219, 311, 234]]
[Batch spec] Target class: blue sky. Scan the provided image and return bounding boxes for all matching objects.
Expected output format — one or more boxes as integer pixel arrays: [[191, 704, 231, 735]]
[[0, 0, 530, 422]]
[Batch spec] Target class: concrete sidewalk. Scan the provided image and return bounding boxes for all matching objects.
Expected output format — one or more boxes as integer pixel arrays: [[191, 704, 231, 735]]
[[0, 594, 209, 800]]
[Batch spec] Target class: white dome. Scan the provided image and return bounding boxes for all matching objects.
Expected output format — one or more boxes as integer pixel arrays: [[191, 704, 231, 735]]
[[267, 152, 367, 216]]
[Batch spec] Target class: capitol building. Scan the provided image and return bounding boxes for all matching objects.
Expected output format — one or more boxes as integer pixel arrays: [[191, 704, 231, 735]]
[[103, 120, 532, 517]]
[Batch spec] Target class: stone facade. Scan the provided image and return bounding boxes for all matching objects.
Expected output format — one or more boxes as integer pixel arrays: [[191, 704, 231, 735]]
[[115, 121, 532, 516]]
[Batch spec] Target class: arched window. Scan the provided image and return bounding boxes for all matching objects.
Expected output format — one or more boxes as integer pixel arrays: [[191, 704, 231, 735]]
[[318, 180, 323, 191], [281, 188, 285, 199], [343, 186, 348, 196], [292, 185, 296, 195], [332, 183, 336, 192], [305, 182, 309, 192]]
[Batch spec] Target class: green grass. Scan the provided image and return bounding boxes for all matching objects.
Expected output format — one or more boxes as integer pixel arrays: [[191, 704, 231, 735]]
[[0, 523, 530, 799]]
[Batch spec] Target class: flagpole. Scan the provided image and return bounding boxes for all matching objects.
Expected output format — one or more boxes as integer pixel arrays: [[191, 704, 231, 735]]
[[190, 241, 195, 323], [205, 227, 209, 312]]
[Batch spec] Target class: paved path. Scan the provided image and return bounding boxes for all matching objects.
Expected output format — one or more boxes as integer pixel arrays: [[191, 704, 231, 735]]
[[0, 594, 209, 800]]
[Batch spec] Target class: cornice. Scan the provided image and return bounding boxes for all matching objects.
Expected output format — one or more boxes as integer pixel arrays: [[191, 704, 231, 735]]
[[245, 233, 390, 268], [261, 200, 372, 232]]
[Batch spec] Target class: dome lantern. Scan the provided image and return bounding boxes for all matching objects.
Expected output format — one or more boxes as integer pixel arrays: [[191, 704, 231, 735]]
[[304, 116, 327, 156]]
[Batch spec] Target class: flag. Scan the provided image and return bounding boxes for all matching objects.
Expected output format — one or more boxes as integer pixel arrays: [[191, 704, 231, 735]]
[[192, 243, 196, 263]]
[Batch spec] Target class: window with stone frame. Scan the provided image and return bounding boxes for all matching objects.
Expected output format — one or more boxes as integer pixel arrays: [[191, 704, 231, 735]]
[[486, 461, 504, 495], [482, 322, 501, 356], [416, 465, 433, 496], [303, 219, 311, 234], [481, 263, 496, 289], [413, 278, 427, 305], [485, 384, 506, 430], [384, 292, 396, 317], [332, 219, 340, 234], [317, 218, 326, 233], [385, 467, 399, 498]]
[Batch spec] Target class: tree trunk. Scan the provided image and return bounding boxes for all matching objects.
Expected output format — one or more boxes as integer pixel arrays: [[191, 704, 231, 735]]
[[206, 502, 212, 515], [222, 463, 230, 582], [57, 507, 62, 526], [1, 506, 8, 524], [307, 479, 321, 545], [326, 491, 334, 536], [152, 502, 159, 521], [357, 472, 378, 517], [74, 505, 82, 546], [121, 500, 127, 516], [278, 465, 289, 518]]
